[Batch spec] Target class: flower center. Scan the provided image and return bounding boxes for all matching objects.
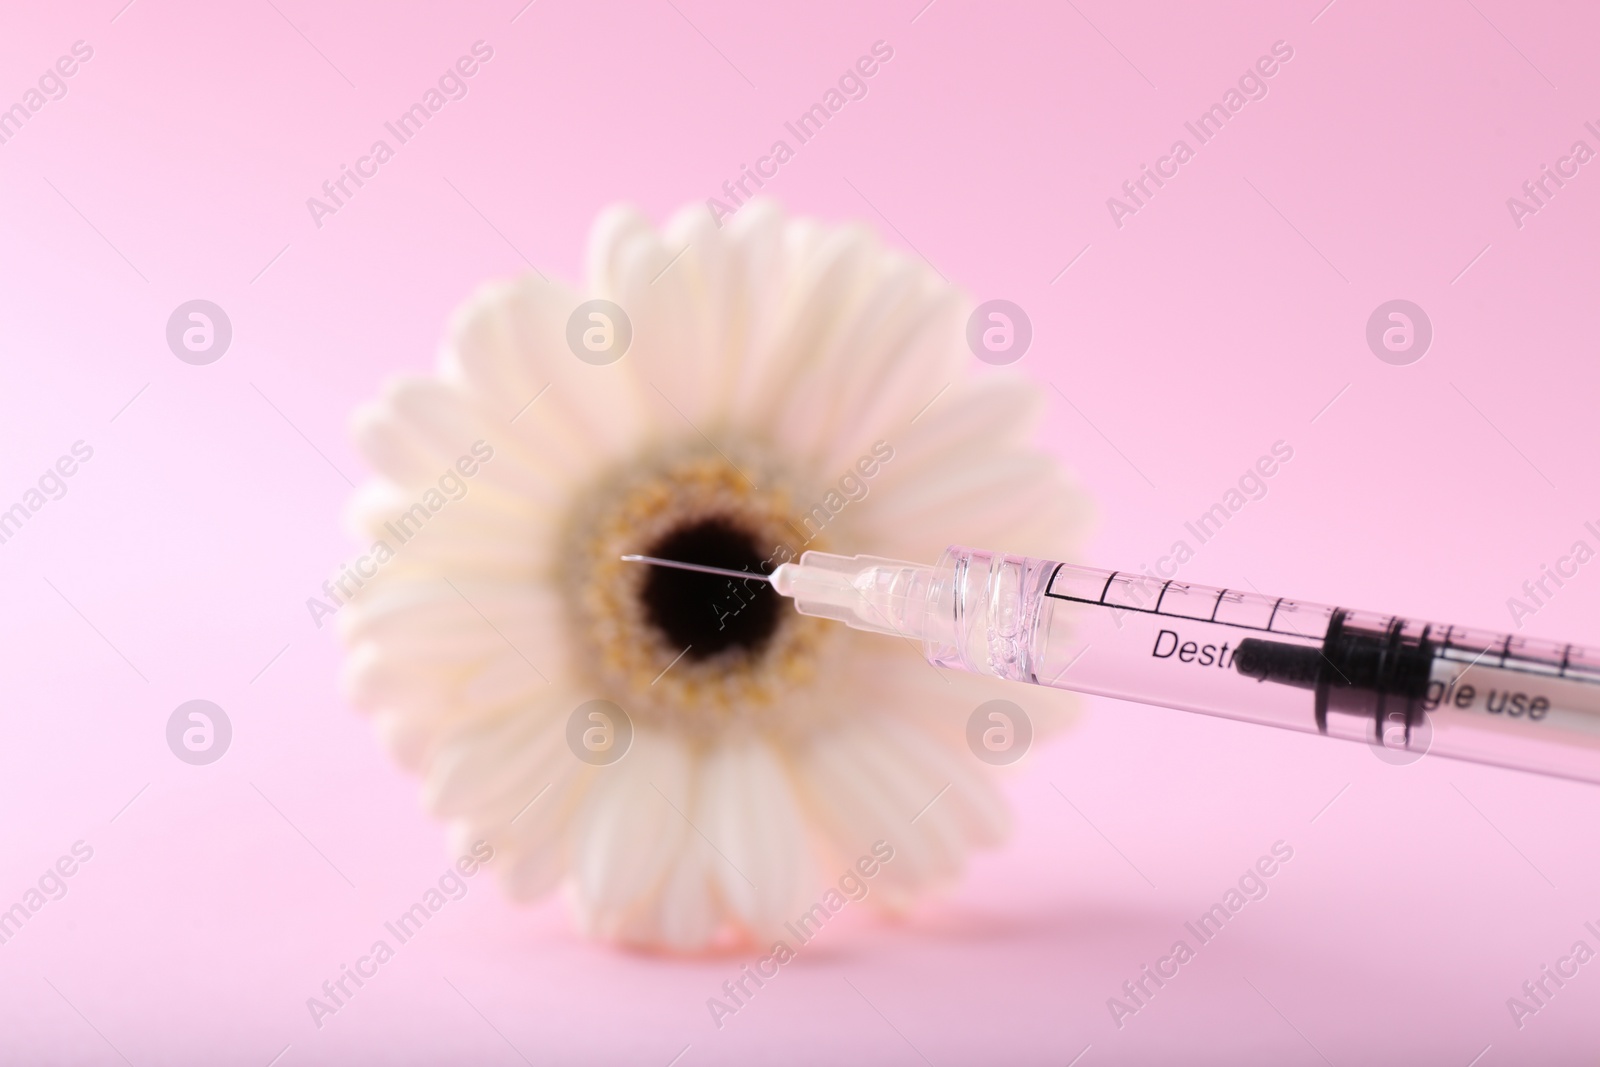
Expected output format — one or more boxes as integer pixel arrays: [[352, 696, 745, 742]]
[[638, 518, 781, 660], [555, 444, 842, 743]]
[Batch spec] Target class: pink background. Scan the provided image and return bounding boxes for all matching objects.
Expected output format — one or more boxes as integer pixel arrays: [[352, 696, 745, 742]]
[[2, 0, 1599, 1062]]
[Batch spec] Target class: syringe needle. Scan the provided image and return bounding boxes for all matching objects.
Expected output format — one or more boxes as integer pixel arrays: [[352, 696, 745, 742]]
[[619, 555, 776, 583]]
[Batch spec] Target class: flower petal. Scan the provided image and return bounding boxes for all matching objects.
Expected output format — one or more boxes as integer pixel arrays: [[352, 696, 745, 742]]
[[698, 739, 813, 936], [796, 717, 1011, 910], [571, 730, 693, 938], [611, 840, 721, 951]]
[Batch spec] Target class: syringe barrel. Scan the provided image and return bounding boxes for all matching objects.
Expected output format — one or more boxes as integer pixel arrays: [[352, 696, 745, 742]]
[[923, 546, 1600, 785]]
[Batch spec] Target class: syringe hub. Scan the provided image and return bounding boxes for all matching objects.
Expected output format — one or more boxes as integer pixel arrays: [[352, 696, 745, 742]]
[[772, 552, 935, 640]]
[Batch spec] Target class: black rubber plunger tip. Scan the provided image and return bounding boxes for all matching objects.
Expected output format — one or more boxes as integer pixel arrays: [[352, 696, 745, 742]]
[[1234, 638, 1322, 689]]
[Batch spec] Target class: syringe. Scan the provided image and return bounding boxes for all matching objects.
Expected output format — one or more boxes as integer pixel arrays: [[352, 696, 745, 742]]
[[623, 546, 1600, 785]]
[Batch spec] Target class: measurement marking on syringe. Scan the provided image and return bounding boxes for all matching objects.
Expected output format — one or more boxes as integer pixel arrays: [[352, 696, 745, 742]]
[[1045, 581, 1316, 637], [1153, 580, 1173, 613], [1043, 569, 1600, 687], [1429, 627, 1600, 687]]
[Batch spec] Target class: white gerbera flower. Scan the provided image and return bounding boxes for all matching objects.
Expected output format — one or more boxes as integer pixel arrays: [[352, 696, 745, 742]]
[[340, 200, 1088, 951]]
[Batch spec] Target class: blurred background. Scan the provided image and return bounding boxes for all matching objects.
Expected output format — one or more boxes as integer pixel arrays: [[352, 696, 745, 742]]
[[1, 0, 1597, 1062]]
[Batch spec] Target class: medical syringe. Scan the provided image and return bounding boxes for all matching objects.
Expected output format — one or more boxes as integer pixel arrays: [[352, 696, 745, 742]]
[[623, 546, 1600, 785]]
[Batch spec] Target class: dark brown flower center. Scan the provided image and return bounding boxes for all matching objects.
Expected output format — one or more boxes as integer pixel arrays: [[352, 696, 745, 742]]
[[557, 445, 840, 740], [639, 518, 780, 660]]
